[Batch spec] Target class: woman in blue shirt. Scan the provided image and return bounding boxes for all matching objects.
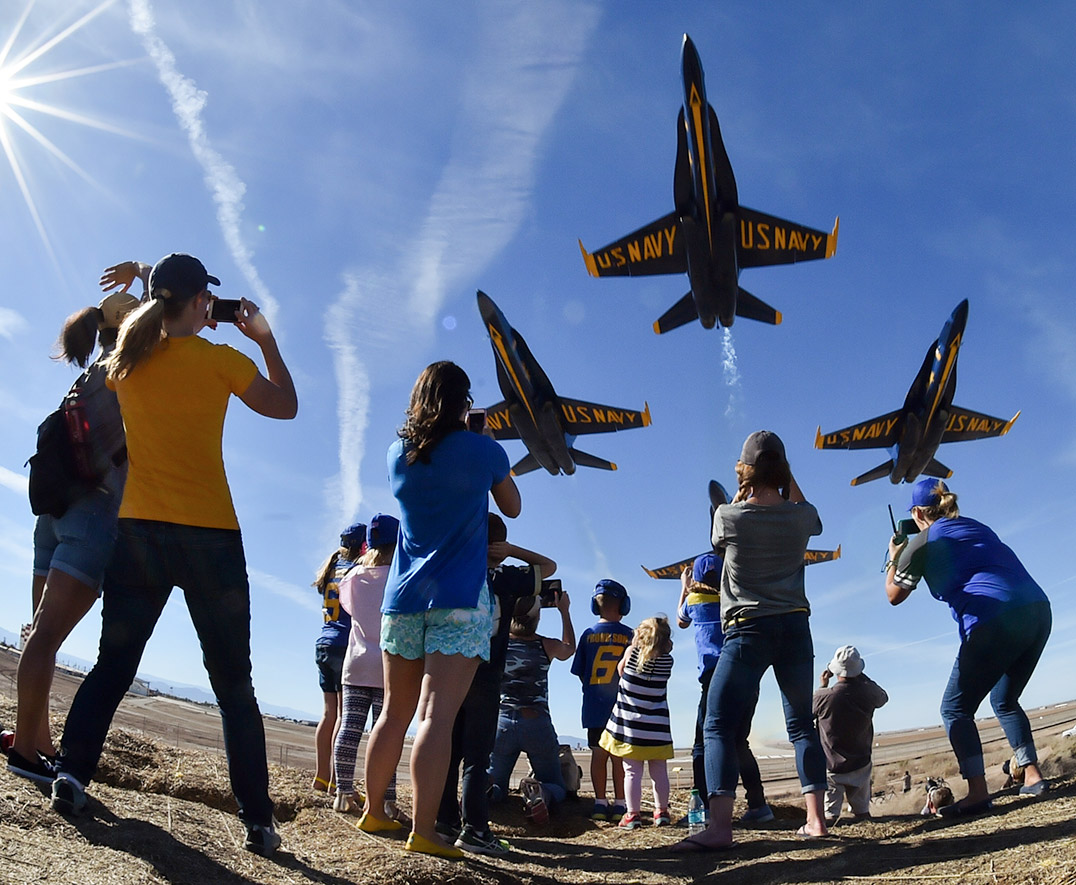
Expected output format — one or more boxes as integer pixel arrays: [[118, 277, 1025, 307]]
[[886, 479, 1051, 815], [359, 361, 520, 859]]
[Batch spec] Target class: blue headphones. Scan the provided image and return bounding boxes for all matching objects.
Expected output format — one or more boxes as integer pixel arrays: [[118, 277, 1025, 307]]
[[591, 578, 630, 617]]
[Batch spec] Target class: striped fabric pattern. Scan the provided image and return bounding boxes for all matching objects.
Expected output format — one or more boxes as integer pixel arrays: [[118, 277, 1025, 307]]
[[604, 648, 673, 749]]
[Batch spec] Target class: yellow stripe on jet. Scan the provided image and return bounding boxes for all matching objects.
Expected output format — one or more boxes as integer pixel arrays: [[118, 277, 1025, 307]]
[[488, 324, 538, 427], [925, 331, 962, 429], [688, 84, 712, 252]]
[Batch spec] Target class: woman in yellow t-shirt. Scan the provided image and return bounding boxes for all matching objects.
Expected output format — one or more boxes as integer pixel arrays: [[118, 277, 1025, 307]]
[[51, 254, 296, 859]]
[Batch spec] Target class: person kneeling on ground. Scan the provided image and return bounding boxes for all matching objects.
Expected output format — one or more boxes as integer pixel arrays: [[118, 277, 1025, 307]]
[[488, 590, 575, 825]]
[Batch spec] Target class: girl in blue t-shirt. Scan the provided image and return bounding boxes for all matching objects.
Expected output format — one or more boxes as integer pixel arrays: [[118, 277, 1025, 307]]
[[359, 361, 520, 859]]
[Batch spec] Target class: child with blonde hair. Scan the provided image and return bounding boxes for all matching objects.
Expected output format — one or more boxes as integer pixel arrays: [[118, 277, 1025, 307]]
[[599, 616, 674, 828]]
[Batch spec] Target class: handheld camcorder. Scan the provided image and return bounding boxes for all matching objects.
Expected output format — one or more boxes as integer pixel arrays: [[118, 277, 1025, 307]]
[[539, 578, 562, 608]]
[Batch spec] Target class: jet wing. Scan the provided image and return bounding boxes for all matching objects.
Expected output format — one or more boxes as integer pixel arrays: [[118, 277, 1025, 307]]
[[736, 207, 838, 268], [644, 547, 839, 579], [579, 212, 686, 278], [559, 398, 652, 436], [815, 410, 902, 451], [940, 407, 1020, 443], [481, 400, 522, 440]]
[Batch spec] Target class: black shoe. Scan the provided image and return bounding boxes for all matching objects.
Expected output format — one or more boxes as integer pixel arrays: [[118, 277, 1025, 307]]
[[51, 774, 88, 816], [243, 823, 281, 857], [7, 749, 55, 785]]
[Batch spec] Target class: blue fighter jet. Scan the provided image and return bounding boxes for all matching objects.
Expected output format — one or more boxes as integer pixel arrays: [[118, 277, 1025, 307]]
[[816, 299, 1020, 485], [579, 34, 838, 332]]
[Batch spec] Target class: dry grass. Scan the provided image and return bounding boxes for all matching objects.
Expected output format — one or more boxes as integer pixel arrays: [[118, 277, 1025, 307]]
[[3, 695, 1076, 884]]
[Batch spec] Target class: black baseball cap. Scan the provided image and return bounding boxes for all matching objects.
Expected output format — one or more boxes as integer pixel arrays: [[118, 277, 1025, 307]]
[[149, 253, 221, 300]]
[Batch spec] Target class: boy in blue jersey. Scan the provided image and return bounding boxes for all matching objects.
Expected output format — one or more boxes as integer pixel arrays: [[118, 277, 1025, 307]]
[[571, 579, 632, 820]]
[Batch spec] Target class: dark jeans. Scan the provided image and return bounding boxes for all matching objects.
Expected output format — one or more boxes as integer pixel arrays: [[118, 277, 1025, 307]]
[[941, 601, 1052, 778], [438, 664, 501, 831], [58, 519, 273, 827], [693, 666, 766, 807], [704, 611, 826, 797]]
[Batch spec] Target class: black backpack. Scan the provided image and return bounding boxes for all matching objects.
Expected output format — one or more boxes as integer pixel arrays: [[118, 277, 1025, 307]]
[[27, 373, 123, 518]]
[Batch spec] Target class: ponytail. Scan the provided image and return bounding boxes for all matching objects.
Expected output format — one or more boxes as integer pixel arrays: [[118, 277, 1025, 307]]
[[107, 299, 166, 382], [54, 307, 103, 368]]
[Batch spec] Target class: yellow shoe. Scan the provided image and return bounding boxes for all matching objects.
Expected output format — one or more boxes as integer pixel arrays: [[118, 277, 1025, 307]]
[[312, 776, 335, 792], [404, 831, 464, 859], [356, 812, 404, 833]]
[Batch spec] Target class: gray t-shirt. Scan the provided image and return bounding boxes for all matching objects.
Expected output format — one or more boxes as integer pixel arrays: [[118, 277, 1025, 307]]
[[712, 501, 822, 628]]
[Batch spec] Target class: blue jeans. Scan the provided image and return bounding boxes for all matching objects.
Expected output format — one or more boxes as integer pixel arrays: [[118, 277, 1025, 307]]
[[438, 664, 502, 830], [941, 601, 1051, 778], [693, 666, 766, 806], [704, 611, 826, 797], [488, 706, 566, 805], [58, 519, 274, 827]]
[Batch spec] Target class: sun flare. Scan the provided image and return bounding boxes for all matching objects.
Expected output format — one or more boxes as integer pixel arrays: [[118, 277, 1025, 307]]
[[0, 0, 139, 262]]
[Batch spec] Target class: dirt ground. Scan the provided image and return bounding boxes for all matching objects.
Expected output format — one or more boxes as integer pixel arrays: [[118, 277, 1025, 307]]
[[2, 649, 1076, 884]]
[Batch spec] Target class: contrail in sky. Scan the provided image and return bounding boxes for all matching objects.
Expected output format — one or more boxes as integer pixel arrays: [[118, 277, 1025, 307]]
[[127, 0, 278, 319], [722, 327, 742, 417], [326, 0, 600, 527]]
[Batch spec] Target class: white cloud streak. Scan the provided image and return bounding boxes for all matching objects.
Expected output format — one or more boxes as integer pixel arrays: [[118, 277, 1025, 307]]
[[126, 0, 278, 319], [0, 307, 29, 341], [0, 465, 28, 495], [248, 567, 320, 615], [325, 0, 601, 525]]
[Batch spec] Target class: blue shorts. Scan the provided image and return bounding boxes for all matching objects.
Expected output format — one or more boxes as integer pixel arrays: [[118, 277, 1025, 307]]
[[32, 487, 121, 592], [381, 583, 492, 662], [315, 642, 346, 693]]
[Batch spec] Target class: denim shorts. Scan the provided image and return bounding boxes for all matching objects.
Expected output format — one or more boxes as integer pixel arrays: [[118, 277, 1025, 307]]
[[32, 486, 121, 591], [314, 642, 346, 693], [381, 583, 492, 661]]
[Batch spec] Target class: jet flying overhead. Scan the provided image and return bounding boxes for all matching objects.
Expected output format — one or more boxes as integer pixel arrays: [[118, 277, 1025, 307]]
[[476, 290, 651, 476], [816, 299, 1020, 485], [642, 479, 840, 579], [579, 33, 838, 333]]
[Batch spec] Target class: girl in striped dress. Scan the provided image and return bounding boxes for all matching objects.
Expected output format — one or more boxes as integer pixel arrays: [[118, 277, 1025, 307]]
[[599, 616, 674, 828]]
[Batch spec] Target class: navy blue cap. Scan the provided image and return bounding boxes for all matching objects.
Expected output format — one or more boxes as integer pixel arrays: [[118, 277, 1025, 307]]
[[149, 253, 220, 300], [367, 513, 399, 548], [340, 522, 366, 548]]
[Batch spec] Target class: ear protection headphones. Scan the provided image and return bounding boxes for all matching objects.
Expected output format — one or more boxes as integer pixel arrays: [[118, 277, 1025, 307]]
[[591, 578, 630, 617]]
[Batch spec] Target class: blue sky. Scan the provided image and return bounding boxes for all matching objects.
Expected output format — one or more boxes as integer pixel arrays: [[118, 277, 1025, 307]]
[[2, 1, 1075, 748]]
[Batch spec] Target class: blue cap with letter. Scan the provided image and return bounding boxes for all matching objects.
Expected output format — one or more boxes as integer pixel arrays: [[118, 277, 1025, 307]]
[[340, 522, 366, 549], [692, 553, 722, 589], [909, 478, 948, 510], [591, 578, 630, 616], [367, 513, 400, 548]]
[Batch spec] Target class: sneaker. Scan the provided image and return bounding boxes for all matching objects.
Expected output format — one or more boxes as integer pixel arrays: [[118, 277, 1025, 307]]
[[332, 791, 363, 815], [1019, 779, 1050, 797], [7, 749, 55, 785], [608, 802, 626, 822], [741, 804, 775, 824], [521, 778, 549, 826], [618, 812, 642, 829], [435, 820, 462, 843], [590, 802, 609, 821], [243, 823, 281, 857], [0, 730, 14, 756], [51, 774, 87, 816], [455, 825, 510, 856], [653, 809, 671, 827]]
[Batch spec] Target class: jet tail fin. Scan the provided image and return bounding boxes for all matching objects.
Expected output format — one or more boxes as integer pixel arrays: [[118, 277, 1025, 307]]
[[921, 458, 953, 480], [653, 292, 698, 334], [568, 447, 617, 471], [850, 460, 894, 486], [735, 287, 782, 325], [510, 453, 543, 477]]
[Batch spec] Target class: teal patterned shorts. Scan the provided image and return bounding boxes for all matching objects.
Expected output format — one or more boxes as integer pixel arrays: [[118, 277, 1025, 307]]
[[381, 583, 492, 662]]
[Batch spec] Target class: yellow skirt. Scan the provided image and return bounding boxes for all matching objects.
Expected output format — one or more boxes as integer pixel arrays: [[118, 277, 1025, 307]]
[[598, 730, 674, 761]]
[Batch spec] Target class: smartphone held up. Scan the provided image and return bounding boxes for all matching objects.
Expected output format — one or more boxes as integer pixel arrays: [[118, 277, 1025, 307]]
[[208, 297, 241, 323], [539, 578, 562, 608], [466, 409, 487, 433]]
